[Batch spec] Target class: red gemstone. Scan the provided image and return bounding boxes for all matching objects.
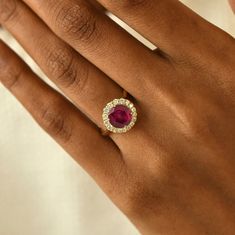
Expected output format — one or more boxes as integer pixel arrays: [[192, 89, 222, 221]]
[[109, 105, 132, 128]]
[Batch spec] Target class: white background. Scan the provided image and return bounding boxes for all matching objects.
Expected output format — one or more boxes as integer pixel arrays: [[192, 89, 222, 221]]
[[0, 1, 234, 235]]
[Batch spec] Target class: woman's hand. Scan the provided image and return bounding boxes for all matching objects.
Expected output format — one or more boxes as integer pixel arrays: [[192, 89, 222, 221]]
[[0, 0, 235, 234]]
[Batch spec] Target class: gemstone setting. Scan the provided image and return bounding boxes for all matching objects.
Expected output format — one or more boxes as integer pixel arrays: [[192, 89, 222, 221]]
[[102, 98, 137, 133]]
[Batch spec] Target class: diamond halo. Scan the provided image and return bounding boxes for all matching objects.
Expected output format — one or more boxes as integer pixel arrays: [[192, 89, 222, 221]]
[[102, 98, 137, 133]]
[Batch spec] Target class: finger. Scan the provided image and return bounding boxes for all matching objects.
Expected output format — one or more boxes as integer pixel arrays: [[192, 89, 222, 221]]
[[229, 0, 235, 13], [0, 39, 125, 190], [22, 0, 170, 99], [0, 0, 123, 129], [96, 0, 231, 59]]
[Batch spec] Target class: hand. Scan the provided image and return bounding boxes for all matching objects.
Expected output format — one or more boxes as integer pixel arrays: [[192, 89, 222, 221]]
[[0, 1, 235, 234]]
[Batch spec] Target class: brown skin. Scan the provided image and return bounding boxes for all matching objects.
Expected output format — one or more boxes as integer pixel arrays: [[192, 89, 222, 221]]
[[0, 0, 235, 234], [230, 0, 235, 13], [89, 0, 105, 11]]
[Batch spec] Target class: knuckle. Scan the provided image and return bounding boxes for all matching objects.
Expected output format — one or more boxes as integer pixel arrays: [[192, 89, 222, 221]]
[[105, 162, 129, 197], [123, 180, 162, 218], [45, 47, 89, 94], [0, 42, 25, 90], [39, 103, 72, 143], [45, 48, 77, 88], [55, 4, 97, 42], [0, 0, 17, 23], [187, 119, 205, 137], [179, 107, 212, 139], [0, 66, 23, 91], [5, 70, 22, 90]]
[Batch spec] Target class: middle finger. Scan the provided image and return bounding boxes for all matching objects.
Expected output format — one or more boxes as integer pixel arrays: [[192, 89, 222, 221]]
[[0, 0, 123, 128], [22, 0, 171, 99]]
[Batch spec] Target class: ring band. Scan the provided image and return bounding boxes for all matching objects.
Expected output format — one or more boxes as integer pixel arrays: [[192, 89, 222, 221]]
[[102, 91, 137, 134]]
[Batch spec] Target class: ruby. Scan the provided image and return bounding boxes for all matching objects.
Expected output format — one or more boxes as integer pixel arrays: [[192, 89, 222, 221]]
[[108, 105, 132, 128]]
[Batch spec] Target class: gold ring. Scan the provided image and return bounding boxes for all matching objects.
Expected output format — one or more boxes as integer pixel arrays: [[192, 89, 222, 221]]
[[102, 91, 137, 134]]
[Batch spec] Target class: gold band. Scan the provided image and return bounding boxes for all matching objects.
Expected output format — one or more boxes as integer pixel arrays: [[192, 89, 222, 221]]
[[122, 90, 128, 99], [101, 129, 110, 137]]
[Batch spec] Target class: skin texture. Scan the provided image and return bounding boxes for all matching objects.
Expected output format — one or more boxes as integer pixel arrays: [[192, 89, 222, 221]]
[[0, 0, 235, 234]]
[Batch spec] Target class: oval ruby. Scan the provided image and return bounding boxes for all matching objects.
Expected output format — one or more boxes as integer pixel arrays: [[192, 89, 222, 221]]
[[108, 105, 132, 128]]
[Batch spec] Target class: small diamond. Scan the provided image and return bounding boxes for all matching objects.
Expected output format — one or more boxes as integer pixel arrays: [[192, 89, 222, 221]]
[[131, 107, 136, 112], [133, 113, 137, 118], [113, 99, 119, 105]]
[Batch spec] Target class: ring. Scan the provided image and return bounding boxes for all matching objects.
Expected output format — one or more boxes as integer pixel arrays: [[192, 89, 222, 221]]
[[102, 94, 137, 134]]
